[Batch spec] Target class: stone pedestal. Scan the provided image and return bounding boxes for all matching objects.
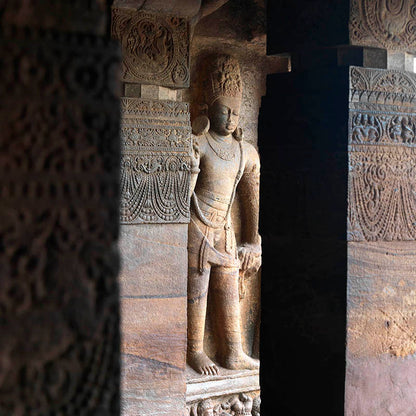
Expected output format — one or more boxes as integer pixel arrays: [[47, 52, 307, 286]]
[[187, 367, 260, 415]]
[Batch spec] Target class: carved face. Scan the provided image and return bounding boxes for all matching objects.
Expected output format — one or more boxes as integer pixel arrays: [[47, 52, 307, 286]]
[[208, 96, 241, 137]]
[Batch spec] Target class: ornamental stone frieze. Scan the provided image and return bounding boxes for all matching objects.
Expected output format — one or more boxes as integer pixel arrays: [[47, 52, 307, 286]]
[[111, 7, 190, 88], [348, 66, 416, 241], [120, 97, 192, 224]]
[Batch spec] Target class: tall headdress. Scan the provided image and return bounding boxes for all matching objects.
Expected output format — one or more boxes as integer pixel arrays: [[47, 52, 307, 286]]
[[204, 54, 242, 106]]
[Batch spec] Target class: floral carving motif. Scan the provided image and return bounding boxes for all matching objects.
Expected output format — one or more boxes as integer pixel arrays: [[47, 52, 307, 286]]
[[350, 0, 416, 50], [120, 98, 191, 224], [0, 27, 120, 414], [111, 8, 190, 88], [349, 67, 416, 242], [350, 67, 416, 106], [348, 146, 416, 241]]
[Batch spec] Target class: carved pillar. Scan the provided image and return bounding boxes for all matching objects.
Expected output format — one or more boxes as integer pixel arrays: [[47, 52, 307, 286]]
[[346, 66, 416, 416], [0, 2, 121, 414], [264, 1, 416, 415], [111, 5, 192, 416]]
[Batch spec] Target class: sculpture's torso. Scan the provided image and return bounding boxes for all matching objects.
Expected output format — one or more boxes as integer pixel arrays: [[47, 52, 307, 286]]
[[193, 132, 242, 223]]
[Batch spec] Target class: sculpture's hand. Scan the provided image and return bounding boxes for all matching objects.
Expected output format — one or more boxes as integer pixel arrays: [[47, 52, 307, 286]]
[[238, 242, 261, 272]]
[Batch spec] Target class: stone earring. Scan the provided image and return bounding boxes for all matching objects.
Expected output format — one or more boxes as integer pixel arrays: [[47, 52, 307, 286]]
[[192, 115, 210, 136]]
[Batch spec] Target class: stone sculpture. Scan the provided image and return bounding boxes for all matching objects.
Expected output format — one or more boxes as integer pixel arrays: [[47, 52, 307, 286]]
[[187, 54, 261, 375]]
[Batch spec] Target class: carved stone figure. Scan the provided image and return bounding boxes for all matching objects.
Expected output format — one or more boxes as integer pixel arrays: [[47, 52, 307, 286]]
[[228, 393, 253, 415], [251, 396, 261, 416], [187, 54, 261, 375]]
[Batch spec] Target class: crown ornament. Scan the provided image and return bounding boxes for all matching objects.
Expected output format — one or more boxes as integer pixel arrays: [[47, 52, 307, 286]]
[[204, 54, 242, 105]]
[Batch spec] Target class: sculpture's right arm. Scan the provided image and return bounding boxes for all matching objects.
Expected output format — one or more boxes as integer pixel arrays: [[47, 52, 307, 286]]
[[190, 135, 201, 194]]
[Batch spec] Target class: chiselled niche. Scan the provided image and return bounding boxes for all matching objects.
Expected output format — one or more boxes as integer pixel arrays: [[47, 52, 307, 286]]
[[111, 8, 190, 88], [187, 55, 261, 376], [0, 27, 120, 414], [350, 0, 416, 51], [348, 67, 416, 242], [120, 97, 192, 224]]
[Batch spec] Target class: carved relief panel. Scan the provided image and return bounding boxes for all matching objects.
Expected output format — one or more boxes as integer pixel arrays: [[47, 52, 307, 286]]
[[120, 97, 192, 224], [111, 8, 190, 88], [348, 66, 416, 241], [350, 0, 416, 51], [0, 26, 121, 414]]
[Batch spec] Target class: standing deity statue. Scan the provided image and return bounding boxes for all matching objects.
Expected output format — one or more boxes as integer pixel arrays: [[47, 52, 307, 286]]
[[188, 54, 261, 375]]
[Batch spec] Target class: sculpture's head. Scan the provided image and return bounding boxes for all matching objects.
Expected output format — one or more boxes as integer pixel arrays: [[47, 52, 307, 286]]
[[204, 54, 242, 137], [208, 96, 240, 137]]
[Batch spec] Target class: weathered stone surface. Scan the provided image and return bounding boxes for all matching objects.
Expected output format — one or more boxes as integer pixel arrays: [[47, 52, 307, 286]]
[[121, 297, 187, 369], [112, 8, 190, 88], [345, 355, 416, 415], [348, 67, 416, 241], [122, 353, 186, 416], [350, 0, 416, 52], [120, 97, 192, 224], [119, 224, 188, 297], [348, 241, 416, 358], [0, 23, 121, 415], [119, 223, 188, 416]]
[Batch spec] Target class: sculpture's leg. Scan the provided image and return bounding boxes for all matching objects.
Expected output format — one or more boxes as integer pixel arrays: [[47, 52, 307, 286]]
[[187, 253, 219, 376], [211, 266, 259, 370]]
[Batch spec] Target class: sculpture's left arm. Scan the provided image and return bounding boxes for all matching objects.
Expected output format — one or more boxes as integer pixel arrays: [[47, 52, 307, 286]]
[[236, 142, 261, 271]]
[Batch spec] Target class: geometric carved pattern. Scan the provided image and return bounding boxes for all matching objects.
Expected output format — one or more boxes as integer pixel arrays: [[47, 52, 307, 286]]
[[111, 8, 190, 88], [120, 98, 191, 224], [348, 67, 416, 241], [350, 0, 416, 51], [0, 26, 121, 414]]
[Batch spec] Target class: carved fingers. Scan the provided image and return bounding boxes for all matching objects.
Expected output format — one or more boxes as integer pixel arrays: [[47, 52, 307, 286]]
[[238, 244, 262, 272]]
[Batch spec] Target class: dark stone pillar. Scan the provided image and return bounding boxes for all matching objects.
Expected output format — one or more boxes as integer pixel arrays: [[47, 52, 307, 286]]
[[0, 2, 121, 414], [263, 1, 416, 415]]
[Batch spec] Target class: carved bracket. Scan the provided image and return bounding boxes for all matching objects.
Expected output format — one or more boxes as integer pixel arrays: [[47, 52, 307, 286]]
[[111, 8, 190, 88], [120, 97, 192, 224], [348, 67, 416, 241]]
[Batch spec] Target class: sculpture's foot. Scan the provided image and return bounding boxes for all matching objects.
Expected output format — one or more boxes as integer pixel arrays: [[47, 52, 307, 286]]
[[223, 351, 260, 371], [188, 351, 219, 376]]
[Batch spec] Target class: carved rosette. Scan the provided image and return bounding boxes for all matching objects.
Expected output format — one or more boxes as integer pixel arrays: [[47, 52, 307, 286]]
[[348, 67, 416, 241], [350, 0, 416, 51], [0, 27, 121, 413], [120, 97, 191, 224], [111, 8, 190, 88]]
